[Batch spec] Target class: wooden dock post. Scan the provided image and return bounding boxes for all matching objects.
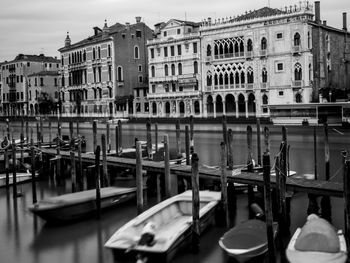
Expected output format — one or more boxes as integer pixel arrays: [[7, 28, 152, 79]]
[[5, 146, 9, 189], [156, 173, 161, 203], [69, 121, 74, 142], [31, 136, 37, 203], [222, 115, 228, 146], [106, 123, 111, 153], [220, 142, 230, 228], [227, 129, 233, 170], [314, 126, 318, 180], [70, 150, 76, 193], [322, 123, 332, 222], [118, 120, 122, 153], [93, 120, 97, 153], [77, 139, 83, 191], [146, 120, 152, 159], [136, 141, 143, 214], [49, 120, 52, 148], [20, 133, 24, 165], [164, 135, 171, 198], [247, 126, 254, 209], [262, 152, 276, 263], [256, 118, 261, 166], [94, 145, 101, 219], [344, 158, 350, 246], [115, 125, 120, 156], [190, 115, 194, 154], [176, 120, 181, 158], [12, 139, 17, 199], [264, 127, 270, 153], [101, 134, 109, 187], [40, 117, 43, 144], [25, 121, 29, 146], [36, 122, 40, 144], [6, 118, 10, 139], [191, 152, 200, 253], [76, 119, 80, 138], [185, 125, 190, 165], [21, 118, 24, 140]]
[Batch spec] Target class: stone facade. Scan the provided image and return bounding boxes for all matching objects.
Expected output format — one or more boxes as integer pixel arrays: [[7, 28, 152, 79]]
[[0, 54, 59, 116], [59, 18, 153, 117], [147, 19, 202, 117]]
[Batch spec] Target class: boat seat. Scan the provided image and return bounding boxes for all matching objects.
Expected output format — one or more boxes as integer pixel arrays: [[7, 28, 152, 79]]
[[155, 215, 191, 242]]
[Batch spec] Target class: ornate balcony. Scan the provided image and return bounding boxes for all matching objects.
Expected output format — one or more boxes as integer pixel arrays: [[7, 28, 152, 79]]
[[292, 45, 301, 54]]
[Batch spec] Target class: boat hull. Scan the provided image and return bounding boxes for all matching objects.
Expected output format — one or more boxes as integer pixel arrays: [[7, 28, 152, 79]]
[[29, 187, 136, 223], [0, 172, 36, 188]]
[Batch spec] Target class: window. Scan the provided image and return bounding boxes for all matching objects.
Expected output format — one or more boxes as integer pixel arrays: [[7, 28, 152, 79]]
[[207, 45, 212, 56], [172, 83, 176, 92], [193, 61, 198, 74], [150, 48, 154, 59], [164, 84, 169, 92], [276, 62, 284, 72], [17, 76, 19, 83], [177, 45, 182, 55], [296, 93, 302, 103], [92, 48, 96, 60], [138, 65, 142, 72], [171, 64, 175, 75], [178, 63, 182, 75], [247, 67, 254, 83], [164, 47, 168, 57], [193, 42, 198, 54], [164, 64, 168, 76], [117, 66, 123, 81], [29, 91, 31, 100], [138, 75, 143, 83], [136, 30, 142, 38], [294, 33, 301, 46], [20, 75, 23, 82], [122, 33, 126, 39], [307, 31, 311, 49], [262, 68, 267, 83], [98, 47, 101, 59], [170, 46, 175, 56], [276, 33, 283, 39], [163, 31, 167, 37], [131, 34, 134, 38], [108, 45, 111, 57], [134, 46, 139, 59], [21, 92, 23, 100], [151, 66, 155, 77], [54, 78, 57, 86], [35, 78, 37, 86], [262, 94, 268, 105], [294, 63, 302, 80], [98, 67, 102, 82], [326, 35, 330, 52], [261, 37, 267, 50], [93, 68, 96, 83], [278, 91, 284, 96], [108, 65, 112, 81], [177, 29, 181, 34]]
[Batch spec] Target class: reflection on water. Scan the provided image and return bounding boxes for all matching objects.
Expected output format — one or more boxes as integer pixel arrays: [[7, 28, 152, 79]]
[[0, 123, 349, 263]]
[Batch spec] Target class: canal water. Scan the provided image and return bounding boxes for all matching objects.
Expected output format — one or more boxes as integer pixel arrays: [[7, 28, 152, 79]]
[[0, 121, 349, 263]]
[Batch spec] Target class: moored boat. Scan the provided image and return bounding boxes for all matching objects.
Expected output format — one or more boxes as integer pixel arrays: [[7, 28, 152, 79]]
[[29, 186, 136, 223], [0, 171, 38, 188], [105, 190, 221, 262], [286, 214, 347, 263], [219, 219, 278, 262]]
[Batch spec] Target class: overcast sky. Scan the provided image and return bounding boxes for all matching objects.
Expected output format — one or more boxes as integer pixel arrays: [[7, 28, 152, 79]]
[[0, 0, 348, 62]]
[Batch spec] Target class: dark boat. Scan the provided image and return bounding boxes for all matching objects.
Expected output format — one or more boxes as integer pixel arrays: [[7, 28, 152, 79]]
[[29, 186, 136, 223]]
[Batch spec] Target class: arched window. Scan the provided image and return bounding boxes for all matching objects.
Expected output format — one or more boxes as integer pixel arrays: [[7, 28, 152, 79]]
[[294, 32, 301, 46], [206, 71, 212, 86], [247, 39, 253, 52], [262, 94, 268, 105], [151, 66, 155, 77], [117, 66, 123, 81], [207, 45, 212, 56], [262, 68, 267, 83], [178, 63, 182, 75], [164, 64, 168, 76], [261, 37, 267, 50], [296, 93, 302, 103], [171, 64, 175, 75], [134, 46, 139, 59], [193, 61, 198, 74], [247, 67, 254, 83], [294, 63, 302, 81]]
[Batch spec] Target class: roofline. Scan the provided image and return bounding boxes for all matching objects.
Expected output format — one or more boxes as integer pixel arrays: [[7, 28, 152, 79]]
[[58, 36, 113, 52], [308, 21, 350, 36]]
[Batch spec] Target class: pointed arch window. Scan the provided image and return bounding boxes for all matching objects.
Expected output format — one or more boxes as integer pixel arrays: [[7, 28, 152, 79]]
[[262, 68, 267, 83], [294, 63, 302, 81], [171, 64, 175, 75], [207, 45, 212, 56], [261, 37, 267, 50], [178, 63, 182, 75], [296, 93, 302, 103], [164, 64, 168, 76], [247, 39, 253, 52], [93, 48, 96, 60], [247, 67, 254, 83], [294, 32, 301, 46], [206, 71, 212, 86], [193, 61, 198, 74], [262, 94, 268, 105]]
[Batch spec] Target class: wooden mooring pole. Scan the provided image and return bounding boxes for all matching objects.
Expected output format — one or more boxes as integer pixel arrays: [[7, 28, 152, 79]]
[[93, 120, 97, 153], [118, 120, 122, 153], [322, 123, 332, 222], [264, 127, 270, 153], [220, 142, 230, 228], [222, 115, 228, 146], [12, 139, 17, 199], [227, 129, 233, 170], [164, 135, 171, 198], [49, 120, 52, 148], [256, 118, 261, 166], [344, 158, 350, 246], [176, 120, 181, 158], [106, 123, 111, 153], [78, 139, 83, 191], [70, 150, 76, 193], [191, 152, 200, 253], [101, 134, 109, 187], [115, 125, 120, 156], [247, 126, 254, 209], [31, 136, 37, 203], [95, 145, 101, 219], [136, 141, 143, 214], [185, 126, 190, 165], [263, 152, 276, 263], [190, 115, 194, 154], [5, 145, 9, 189], [6, 118, 10, 139], [146, 120, 152, 160], [154, 123, 158, 152]]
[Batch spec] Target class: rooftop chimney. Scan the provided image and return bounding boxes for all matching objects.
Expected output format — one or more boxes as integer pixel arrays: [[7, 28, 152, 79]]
[[135, 16, 141, 23], [93, 27, 102, 36], [343, 12, 347, 31], [315, 1, 321, 24], [126, 22, 130, 30], [323, 20, 327, 26], [64, 32, 71, 47], [208, 17, 212, 25]]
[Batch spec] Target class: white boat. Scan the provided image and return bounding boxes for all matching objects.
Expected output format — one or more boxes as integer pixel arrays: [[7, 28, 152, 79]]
[[105, 190, 221, 262], [286, 214, 347, 263], [0, 171, 37, 187]]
